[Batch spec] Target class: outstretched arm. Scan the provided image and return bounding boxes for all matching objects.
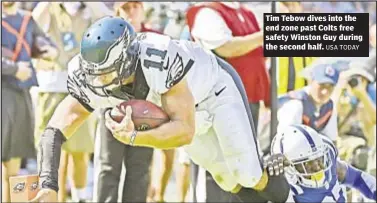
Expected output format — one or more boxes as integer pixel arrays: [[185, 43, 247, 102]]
[[337, 159, 376, 201], [46, 95, 92, 136], [38, 95, 92, 192]]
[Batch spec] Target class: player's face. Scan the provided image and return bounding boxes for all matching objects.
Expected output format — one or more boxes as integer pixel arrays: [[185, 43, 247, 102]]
[[294, 155, 329, 183], [92, 71, 118, 87], [88, 70, 135, 88], [310, 82, 334, 105], [295, 156, 325, 175]]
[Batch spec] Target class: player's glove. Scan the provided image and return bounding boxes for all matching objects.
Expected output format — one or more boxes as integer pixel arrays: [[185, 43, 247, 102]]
[[263, 153, 290, 176]]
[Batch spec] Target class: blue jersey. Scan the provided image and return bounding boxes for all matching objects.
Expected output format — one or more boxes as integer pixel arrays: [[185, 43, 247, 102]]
[[290, 136, 346, 203]]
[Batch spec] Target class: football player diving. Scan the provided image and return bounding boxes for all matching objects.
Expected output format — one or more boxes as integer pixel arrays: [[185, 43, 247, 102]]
[[269, 124, 376, 203], [31, 16, 290, 202]]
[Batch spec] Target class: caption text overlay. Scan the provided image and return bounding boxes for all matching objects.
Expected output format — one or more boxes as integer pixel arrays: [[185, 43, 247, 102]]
[[263, 13, 369, 57]]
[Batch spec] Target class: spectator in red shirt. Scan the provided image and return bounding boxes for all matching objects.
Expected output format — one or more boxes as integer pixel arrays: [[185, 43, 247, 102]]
[[186, 2, 267, 202]]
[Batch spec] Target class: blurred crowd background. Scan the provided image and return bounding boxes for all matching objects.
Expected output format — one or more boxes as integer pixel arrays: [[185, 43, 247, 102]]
[[1, 1, 376, 203]]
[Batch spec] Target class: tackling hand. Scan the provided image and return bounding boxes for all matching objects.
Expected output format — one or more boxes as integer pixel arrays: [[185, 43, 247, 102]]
[[263, 153, 290, 176], [105, 105, 135, 145]]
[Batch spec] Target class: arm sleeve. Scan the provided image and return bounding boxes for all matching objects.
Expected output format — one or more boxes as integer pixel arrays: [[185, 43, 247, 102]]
[[342, 163, 377, 201], [277, 100, 303, 132], [1, 57, 18, 76], [320, 106, 338, 141], [190, 8, 233, 50]]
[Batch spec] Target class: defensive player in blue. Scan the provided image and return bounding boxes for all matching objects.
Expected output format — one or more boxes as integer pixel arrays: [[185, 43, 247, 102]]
[[268, 124, 376, 203]]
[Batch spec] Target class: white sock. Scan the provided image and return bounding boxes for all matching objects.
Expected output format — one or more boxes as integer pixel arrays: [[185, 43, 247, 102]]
[[71, 187, 86, 201]]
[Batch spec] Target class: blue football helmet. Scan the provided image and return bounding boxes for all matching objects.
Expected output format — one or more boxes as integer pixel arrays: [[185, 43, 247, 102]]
[[79, 16, 139, 97]]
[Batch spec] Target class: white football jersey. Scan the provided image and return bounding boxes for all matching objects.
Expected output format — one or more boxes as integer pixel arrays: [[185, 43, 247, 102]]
[[67, 32, 262, 191], [67, 32, 220, 111]]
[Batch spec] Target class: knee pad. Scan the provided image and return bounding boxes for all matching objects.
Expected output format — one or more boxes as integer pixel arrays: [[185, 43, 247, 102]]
[[351, 145, 369, 171]]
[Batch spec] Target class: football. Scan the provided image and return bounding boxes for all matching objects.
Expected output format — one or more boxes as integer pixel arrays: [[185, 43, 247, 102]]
[[110, 100, 170, 131]]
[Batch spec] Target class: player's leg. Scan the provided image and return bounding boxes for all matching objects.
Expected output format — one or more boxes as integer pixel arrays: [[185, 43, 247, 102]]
[[212, 59, 290, 202], [176, 148, 191, 202], [147, 154, 155, 203], [153, 149, 175, 202], [122, 145, 153, 202], [210, 73, 263, 189], [68, 152, 89, 202], [190, 162, 199, 202], [2, 158, 22, 202], [176, 164, 190, 202], [58, 150, 69, 202], [93, 110, 126, 202]]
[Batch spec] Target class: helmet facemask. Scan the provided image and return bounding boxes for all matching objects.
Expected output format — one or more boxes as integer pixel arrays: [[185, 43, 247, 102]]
[[79, 28, 140, 98], [287, 146, 332, 188]]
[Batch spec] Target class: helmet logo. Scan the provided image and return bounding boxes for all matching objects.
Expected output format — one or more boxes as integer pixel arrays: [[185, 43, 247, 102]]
[[325, 66, 335, 77]]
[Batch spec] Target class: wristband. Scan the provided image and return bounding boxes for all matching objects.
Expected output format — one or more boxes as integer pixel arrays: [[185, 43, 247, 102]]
[[129, 130, 138, 146]]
